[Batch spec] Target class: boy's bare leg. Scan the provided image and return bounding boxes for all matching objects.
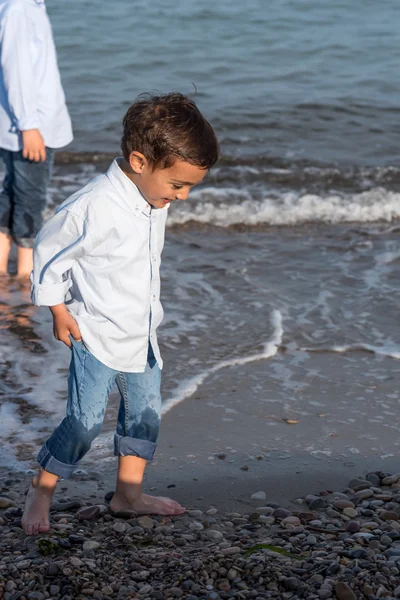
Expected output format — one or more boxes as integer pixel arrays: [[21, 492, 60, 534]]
[[110, 455, 185, 516], [17, 246, 33, 278], [0, 231, 12, 273], [22, 469, 58, 535]]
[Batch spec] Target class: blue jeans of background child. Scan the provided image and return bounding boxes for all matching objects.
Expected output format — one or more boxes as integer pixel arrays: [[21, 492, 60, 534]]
[[37, 338, 162, 479], [0, 148, 54, 248]]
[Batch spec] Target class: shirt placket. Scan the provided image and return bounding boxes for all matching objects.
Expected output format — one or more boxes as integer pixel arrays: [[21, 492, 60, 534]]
[[149, 211, 159, 349]]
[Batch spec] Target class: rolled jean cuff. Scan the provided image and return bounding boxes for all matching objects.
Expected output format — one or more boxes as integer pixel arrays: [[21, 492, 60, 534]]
[[0, 226, 11, 236], [14, 236, 35, 248], [37, 444, 76, 479], [114, 434, 157, 462]]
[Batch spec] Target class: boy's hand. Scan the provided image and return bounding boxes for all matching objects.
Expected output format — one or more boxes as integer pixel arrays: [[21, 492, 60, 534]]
[[21, 129, 46, 162], [50, 304, 82, 348]]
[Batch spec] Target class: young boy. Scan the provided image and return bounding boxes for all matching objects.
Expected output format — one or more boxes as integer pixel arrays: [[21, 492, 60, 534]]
[[0, 0, 73, 276], [22, 92, 219, 535]]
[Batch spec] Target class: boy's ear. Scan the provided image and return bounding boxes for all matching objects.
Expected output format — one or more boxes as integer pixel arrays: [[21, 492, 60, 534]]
[[129, 151, 147, 174]]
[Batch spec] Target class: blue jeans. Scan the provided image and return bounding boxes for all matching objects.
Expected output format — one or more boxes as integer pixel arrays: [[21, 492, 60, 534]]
[[0, 148, 54, 248], [37, 338, 162, 478]]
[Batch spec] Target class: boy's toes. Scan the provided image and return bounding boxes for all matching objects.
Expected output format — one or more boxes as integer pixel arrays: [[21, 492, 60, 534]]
[[38, 522, 50, 533], [162, 497, 185, 515]]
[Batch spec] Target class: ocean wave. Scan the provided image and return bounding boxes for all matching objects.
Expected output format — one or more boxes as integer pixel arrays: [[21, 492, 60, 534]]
[[167, 187, 400, 227], [162, 310, 283, 414]]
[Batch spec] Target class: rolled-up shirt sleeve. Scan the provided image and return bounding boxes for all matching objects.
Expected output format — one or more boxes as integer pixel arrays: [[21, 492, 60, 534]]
[[31, 209, 94, 307], [0, 4, 39, 131]]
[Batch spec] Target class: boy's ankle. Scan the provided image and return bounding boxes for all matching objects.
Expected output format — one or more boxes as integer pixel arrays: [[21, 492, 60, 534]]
[[32, 469, 58, 493]]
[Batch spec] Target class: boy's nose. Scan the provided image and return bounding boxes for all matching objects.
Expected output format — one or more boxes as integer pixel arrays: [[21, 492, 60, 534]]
[[175, 190, 189, 201]]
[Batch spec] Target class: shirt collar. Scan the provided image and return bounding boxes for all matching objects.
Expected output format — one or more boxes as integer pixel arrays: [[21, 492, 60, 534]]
[[33, 0, 45, 4], [107, 158, 154, 218]]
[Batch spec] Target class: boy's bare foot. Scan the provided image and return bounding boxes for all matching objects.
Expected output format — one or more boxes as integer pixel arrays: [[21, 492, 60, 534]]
[[21, 471, 57, 535], [110, 492, 185, 516]]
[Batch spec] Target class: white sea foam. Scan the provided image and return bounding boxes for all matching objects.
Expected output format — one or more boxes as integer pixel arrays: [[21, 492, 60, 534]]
[[167, 186, 400, 227], [162, 309, 283, 414], [301, 342, 400, 360]]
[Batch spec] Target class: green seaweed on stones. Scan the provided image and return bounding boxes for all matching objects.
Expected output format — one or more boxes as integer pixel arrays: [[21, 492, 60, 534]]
[[244, 543, 304, 559], [37, 538, 59, 556]]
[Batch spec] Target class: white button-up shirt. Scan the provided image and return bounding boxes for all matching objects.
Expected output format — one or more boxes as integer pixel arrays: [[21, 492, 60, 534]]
[[31, 159, 169, 373], [0, 0, 73, 151]]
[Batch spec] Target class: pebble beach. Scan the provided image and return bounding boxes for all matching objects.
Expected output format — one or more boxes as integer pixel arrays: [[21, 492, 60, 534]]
[[2, 471, 400, 600]]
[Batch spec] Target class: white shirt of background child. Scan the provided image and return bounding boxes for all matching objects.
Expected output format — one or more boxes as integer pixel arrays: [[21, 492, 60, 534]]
[[0, 0, 73, 151]]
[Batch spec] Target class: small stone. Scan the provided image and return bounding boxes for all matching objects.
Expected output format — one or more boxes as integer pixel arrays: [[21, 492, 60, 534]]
[[113, 521, 127, 533], [102, 586, 114, 595], [217, 579, 230, 592], [272, 507, 292, 519], [137, 515, 154, 529], [354, 489, 373, 499], [76, 505, 100, 521], [15, 560, 31, 569], [298, 511, 316, 522], [346, 520, 360, 533], [251, 491, 266, 501], [259, 515, 275, 525], [174, 537, 187, 546], [0, 496, 16, 509], [282, 516, 301, 527], [348, 478, 372, 492], [110, 509, 137, 519], [309, 498, 327, 510], [394, 585, 400, 598], [380, 510, 399, 521], [334, 500, 355, 510], [189, 521, 204, 531], [206, 507, 218, 515], [220, 546, 241, 556], [306, 535, 317, 545], [188, 510, 203, 518], [101, 585, 114, 596], [139, 584, 152, 595], [50, 585, 60, 596], [169, 588, 184, 597], [52, 499, 83, 511], [381, 535, 393, 545], [282, 577, 300, 591], [343, 507, 358, 518], [381, 474, 400, 486], [335, 582, 356, 600], [70, 556, 84, 566], [104, 491, 114, 503], [256, 506, 274, 515], [130, 525, 144, 535], [366, 473, 381, 486], [28, 593, 45, 600], [83, 541, 100, 551], [204, 529, 223, 540]]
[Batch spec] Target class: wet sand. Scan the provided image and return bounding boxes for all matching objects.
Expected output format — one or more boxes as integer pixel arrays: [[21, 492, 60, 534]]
[[2, 349, 399, 514]]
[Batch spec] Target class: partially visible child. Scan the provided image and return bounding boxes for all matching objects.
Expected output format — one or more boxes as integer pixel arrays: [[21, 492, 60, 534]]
[[0, 0, 73, 276], [22, 92, 219, 535]]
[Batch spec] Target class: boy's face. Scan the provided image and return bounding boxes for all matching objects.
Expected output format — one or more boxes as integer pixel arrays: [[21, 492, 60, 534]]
[[129, 153, 208, 209]]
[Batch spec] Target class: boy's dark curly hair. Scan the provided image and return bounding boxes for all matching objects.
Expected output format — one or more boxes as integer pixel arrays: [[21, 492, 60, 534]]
[[121, 92, 219, 170]]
